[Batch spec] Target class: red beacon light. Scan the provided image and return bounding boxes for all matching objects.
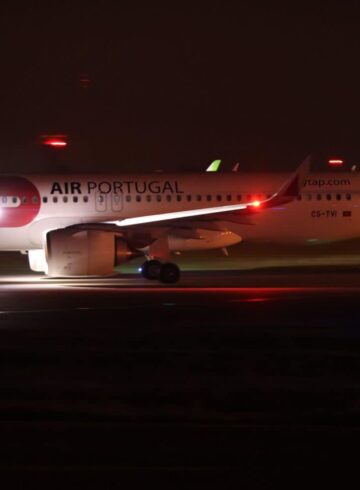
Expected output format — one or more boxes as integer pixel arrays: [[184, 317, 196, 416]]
[[250, 200, 261, 208], [46, 139, 67, 147], [40, 135, 68, 148], [328, 159, 344, 168]]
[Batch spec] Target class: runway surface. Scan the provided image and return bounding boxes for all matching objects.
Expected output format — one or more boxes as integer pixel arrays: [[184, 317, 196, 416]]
[[1, 269, 360, 487]]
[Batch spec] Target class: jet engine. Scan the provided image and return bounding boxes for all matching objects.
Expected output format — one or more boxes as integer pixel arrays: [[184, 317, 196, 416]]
[[44, 229, 137, 277]]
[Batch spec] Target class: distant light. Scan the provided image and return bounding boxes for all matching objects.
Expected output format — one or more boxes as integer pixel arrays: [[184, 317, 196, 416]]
[[328, 159, 344, 167], [40, 135, 68, 149], [79, 73, 91, 89], [46, 140, 67, 147]]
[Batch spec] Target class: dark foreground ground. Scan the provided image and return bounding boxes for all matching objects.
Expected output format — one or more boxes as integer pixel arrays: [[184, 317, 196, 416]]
[[1, 270, 360, 488]]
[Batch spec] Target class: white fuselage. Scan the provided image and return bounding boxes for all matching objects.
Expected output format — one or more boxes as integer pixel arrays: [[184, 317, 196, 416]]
[[0, 172, 358, 250]]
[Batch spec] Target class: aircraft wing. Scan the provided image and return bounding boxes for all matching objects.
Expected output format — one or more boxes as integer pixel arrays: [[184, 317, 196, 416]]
[[66, 157, 309, 249], [108, 156, 310, 228]]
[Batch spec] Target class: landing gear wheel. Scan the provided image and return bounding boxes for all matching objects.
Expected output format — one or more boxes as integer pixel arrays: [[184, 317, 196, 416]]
[[141, 260, 162, 280], [159, 262, 180, 284]]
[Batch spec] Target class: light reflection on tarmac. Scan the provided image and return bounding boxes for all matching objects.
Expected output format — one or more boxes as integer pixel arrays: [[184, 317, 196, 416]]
[[0, 269, 359, 485], [1, 268, 360, 289], [0, 269, 360, 317]]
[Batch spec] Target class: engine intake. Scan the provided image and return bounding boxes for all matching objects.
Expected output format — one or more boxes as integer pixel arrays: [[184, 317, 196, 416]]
[[44, 229, 142, 277]]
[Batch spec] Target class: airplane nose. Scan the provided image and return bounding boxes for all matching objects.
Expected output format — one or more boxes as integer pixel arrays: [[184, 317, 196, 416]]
[[0, 177, 40, 227]]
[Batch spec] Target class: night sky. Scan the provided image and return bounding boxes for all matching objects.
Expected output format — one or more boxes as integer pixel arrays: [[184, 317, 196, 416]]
[[0, 1, 359, 173]]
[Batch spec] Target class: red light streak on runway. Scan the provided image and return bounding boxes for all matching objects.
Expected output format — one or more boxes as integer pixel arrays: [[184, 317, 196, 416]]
[[89, 287, 360, 293]]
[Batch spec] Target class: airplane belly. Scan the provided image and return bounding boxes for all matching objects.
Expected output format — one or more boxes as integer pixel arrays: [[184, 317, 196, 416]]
[[0, 227, 36, 250]]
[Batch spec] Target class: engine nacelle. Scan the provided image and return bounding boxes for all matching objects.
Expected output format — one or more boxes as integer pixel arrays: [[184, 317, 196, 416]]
[[46, 229, 116, 277]]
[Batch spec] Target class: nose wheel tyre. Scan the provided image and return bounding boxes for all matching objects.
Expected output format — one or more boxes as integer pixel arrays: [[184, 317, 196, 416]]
[[159, 263, 180, 284], [141, 260, 162, 280]]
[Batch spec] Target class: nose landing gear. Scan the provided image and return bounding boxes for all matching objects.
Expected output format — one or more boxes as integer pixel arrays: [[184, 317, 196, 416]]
[[141, 260, 180, 284]]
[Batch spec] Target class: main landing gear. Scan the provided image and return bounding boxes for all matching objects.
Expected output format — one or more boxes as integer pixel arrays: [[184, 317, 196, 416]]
[[141, 260, 180, 284]]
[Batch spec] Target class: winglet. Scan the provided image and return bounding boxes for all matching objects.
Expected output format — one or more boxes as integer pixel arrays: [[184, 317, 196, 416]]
[[263, 155, 311, 208], [206, 159, 221, 172]]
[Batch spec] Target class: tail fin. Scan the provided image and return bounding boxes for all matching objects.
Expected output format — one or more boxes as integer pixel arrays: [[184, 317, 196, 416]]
[[206, 159, 221, 172]]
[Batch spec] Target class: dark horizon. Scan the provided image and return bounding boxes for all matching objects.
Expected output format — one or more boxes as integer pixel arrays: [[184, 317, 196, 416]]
[[0, 2, 359, 173]]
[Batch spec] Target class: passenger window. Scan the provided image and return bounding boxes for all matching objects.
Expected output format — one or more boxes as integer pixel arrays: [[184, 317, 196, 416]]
[[32, 196, 38, 204], [196, 195, 202, 201], [83, 195, 89, 203], [336, 194, 341, 201], [1, 196, 7, 204], [316, 194, 322, 201], [125, 195, 131, 202], [22, 196, 27, 204], [237, 195, 242, 201], [226, 195, 232, 202], [346, 193, 352, 200], [146, 195, 152, 202], [136, 195, 141, 202], [206, 195, 212, 201], [53, 197, 58, 203], [166, 195, 172, 202], [12, 196, 17, 203], [186, 195, 192, 202], [42, 196, 48, 203], [216, 195, 222, 201], [306, 193, 312, 201], [156, 195, 161, 202], [176, 195, 182, 202], [73, 196, 78, 203], [63, 196, 68, 203], [326, 194, 331, 201], [97, 194, 104, 203]]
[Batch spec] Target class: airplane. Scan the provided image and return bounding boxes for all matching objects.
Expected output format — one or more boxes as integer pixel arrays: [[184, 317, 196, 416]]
[[0, 156, 355, 283]]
